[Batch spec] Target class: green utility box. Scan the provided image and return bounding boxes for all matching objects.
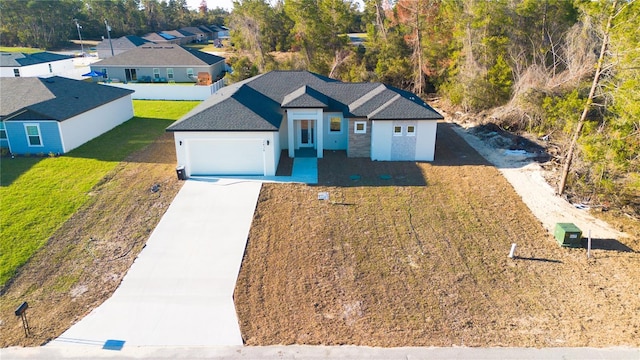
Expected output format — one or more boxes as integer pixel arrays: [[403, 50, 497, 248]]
[[554, 223, 582, 247]]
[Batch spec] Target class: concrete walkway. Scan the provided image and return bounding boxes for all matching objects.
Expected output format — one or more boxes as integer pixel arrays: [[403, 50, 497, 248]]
[[49, 179, 262, 347]]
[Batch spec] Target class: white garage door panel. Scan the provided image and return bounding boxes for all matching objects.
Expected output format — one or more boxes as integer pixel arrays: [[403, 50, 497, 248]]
[[188, 139, 265, 175]]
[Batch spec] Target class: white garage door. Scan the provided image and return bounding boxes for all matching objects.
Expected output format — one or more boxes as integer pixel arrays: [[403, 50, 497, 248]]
[[187, 139, 266, 175]]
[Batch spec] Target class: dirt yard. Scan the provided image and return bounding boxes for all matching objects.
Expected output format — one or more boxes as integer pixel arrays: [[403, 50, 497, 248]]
[[234, 122, 639, 347], [1, 119, 637, 348], [0, 133, 184, 347]]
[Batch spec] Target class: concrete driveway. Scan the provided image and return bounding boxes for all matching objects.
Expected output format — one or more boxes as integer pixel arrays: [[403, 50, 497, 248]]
[[50, 179, 262, 347]]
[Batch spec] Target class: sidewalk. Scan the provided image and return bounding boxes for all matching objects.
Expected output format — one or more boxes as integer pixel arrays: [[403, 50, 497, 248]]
[[3, 345, 638, 359]]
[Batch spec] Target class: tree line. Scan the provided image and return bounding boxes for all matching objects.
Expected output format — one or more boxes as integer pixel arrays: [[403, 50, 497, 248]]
[[0, 0, 228, 49], [227, 0, 638, 216], [0, 0, 637, 214]]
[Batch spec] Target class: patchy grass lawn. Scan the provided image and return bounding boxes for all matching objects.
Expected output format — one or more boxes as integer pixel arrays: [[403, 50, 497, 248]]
[[0, 47, 43, 53], [235, 123, 640, 347], [0, 100, 198, 287]]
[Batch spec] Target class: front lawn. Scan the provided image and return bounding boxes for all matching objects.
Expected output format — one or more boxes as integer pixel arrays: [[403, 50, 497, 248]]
[[0, 100, 198, 287]]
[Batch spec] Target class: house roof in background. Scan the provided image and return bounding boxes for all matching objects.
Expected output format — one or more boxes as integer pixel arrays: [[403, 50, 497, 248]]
[[0, 52, 72, 67], [96, 35, 153, 50], [167, 71, 443, 132], [0, 76, 134, 121], [92, 45, 225, 67]]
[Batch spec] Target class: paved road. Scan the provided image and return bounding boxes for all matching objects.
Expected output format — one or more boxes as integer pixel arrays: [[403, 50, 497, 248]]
[[2, 345, 638, 359]]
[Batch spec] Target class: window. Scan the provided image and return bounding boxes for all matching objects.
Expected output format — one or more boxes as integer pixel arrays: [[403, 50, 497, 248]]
[[13, 69, 20, 77], [329, 116, 341, 133], [0, 123, 6, 140], [125, 68, 137, 81], [153, 68, 160, 79], [25, 124, 42, 146], [48, 64, 53, 73], [186, 68, 194, 78], [167, 68, 174, 80], [407, 125, 416, 136], [101, 68, 108, 79], [354, 121, 367, 134], [393, 126, 403, 136]]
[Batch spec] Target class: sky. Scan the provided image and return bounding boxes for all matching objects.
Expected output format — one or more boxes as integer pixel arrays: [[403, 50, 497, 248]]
[[185, 0, 234, 11]]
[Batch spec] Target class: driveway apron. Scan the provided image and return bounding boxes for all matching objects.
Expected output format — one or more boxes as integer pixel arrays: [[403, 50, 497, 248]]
[[51, 179, 261, 347]]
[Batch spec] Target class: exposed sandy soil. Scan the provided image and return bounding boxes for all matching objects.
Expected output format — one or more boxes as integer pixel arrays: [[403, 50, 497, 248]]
[[235, 122, 639, 347], [0, 133, 183, 347]]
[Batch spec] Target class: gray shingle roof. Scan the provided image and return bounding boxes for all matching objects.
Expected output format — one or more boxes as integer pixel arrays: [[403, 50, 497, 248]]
[[93, 45, 224, 67], [167, 70, 443, 132], [281, 86, 329, 108], [0, 76, 133, 121], [0, 51, 72, 67]]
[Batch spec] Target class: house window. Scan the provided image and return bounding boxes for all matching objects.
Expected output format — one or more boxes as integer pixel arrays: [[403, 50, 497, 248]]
[[393, 126, 403, 136], [407, 125, 416, 136], [153, 68, 160, 79], [186, 68, 194, 78], [125, 68, 137, 81], [167, 68, 174, 80], [0, 123, 6, 140], [13, 69, 20, 77], [25, 124, 42, 146], [354, 121, 367, 134], [101, 68, 108, 79], [329, 116, 341, 133], [48, 64, 53, 73]]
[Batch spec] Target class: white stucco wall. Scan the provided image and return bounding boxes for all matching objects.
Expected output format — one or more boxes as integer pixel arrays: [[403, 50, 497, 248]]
[[371, 120, 437, 161], [0, 59, 75, 78], [58, 95, 134, 153], [286, 108, 324, 158], [172, 131, 279, 177], [106, 80, 223, 100]]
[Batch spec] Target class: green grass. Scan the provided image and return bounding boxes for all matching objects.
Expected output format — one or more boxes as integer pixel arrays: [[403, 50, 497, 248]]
[[0, 100, 199, 287], [0, 46, 43, 54]]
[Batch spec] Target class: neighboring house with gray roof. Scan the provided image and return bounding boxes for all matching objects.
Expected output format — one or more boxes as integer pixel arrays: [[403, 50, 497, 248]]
[[90, 45, 225, 83], [163, 29, 197, 45], [0, 51, 74, 78], [96, 35, 153, 59], [142, 32, 181, 44], [0, 76, 134, 154], [166, 70, 443, 177], [180, 27, 209, 42]]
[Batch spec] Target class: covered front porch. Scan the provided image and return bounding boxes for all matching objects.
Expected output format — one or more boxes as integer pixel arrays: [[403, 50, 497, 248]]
[[287, 109, 324, 159]]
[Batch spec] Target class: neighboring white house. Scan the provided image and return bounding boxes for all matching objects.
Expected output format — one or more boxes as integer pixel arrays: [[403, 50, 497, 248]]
[[0, 76, 134, 155], [166, 71, 443, 177], [0, 52, 74, 78]]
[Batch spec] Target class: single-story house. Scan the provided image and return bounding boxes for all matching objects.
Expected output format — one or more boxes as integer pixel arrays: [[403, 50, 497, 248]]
[[180, 27, 209, 43], [0, 76, 134, 155], [166, 71, 443, 177], [91, 45, 225, 83], [0, 51, 74, 78], [96, 35, 153, 59], [142, 32, 181, 44], [209, 25, 230, 40], [163, 29, 197, 45]]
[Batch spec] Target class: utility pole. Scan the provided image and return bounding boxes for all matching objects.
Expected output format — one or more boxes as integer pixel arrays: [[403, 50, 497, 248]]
[[105, 19, 114, 57], [73, 19, 84, 57]]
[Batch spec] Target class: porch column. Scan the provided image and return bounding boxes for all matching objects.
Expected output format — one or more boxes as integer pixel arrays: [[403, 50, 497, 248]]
[[316, 111, 323, 158], [287, 112, 294, 158]]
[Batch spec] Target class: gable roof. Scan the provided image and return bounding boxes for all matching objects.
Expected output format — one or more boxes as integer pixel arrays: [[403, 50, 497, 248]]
[[0, 76, 134, 121], [96, 35, 152, 51], [93, 45, 225, 67], [167, 70, 443, 132], [0, 52, 72, 67]]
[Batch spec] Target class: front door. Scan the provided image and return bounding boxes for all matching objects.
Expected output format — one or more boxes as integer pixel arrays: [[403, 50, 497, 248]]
[[298, 120, 314, 147]]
